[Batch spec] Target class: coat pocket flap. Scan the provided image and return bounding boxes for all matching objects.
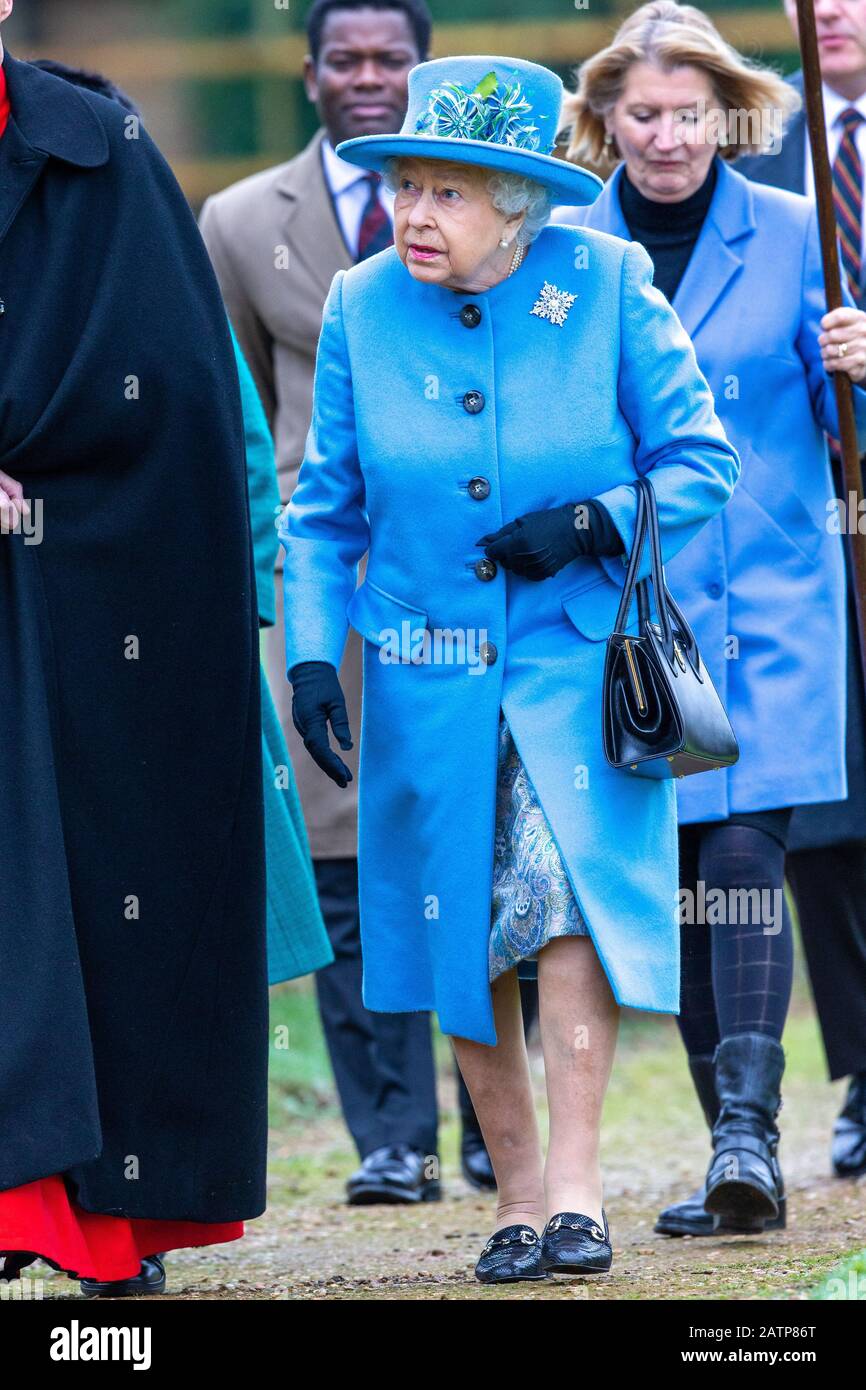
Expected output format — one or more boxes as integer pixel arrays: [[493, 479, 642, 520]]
[[561, 572, 639, 643], [346, 579, 429, 651]]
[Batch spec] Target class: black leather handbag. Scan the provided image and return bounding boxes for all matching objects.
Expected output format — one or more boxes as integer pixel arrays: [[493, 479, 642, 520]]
[[602, 475, 739, 779]]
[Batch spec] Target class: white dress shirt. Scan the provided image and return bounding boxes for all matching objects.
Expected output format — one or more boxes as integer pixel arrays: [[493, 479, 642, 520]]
[[804, 82, 866, 261], [321, 137, 396, 260]]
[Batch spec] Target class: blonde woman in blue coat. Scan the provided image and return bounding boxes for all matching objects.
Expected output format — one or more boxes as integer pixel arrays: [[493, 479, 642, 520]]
[[279, 53, 739, 1283], [559, 0, 866, 1241]]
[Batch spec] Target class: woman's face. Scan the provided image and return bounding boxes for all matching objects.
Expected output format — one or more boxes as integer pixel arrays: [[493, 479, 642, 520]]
[[393, 158, 525, 292], [605, 61, 721, 202]]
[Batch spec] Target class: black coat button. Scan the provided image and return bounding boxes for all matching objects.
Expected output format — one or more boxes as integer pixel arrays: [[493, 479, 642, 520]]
[[480, 642, 498, 666], [475, 558, 497, 582], [463, 390, 485, 414], [460, 304, 482, 328], [468, 476, 490, 500]]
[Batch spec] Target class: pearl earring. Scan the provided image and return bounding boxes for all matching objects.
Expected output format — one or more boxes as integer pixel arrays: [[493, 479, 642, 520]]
[[499, 236, 509, 249], [603, 132, 614, 145]]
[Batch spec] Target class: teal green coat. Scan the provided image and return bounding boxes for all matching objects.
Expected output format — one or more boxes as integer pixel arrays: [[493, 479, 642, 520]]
[[233, 330, 332, 985]]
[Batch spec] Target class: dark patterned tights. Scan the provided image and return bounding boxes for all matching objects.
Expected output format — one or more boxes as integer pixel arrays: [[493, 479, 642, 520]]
[[676, 818, 794, 1057]]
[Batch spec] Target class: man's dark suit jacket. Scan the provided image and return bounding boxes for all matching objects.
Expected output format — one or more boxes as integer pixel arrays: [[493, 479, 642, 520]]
[[736, 71, 806, 192]]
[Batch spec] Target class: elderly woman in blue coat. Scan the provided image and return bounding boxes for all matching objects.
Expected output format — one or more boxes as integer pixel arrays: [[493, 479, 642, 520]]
[[279, 53, 739, 1282], [558, 0, 866, 1240]]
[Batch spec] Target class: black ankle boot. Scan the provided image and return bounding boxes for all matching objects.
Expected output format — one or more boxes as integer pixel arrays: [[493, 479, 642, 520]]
[[655, 1051, 787, 1237], [703, 1033, 786, 1230]]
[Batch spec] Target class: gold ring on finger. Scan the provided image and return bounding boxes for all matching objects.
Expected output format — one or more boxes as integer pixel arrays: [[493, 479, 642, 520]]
[[839, 342, 849, 357]]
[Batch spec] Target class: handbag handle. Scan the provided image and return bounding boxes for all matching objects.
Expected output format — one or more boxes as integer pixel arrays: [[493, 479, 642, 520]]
[[612, 476, 701, 673], [612, 476, 647, 635]]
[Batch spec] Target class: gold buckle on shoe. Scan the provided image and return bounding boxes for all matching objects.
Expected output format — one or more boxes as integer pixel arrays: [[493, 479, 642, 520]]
[[482, 1228, 537, 1254], [547, 1214, 606, 1240]]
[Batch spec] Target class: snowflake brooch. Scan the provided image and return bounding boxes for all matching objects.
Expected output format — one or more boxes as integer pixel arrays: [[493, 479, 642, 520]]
[[530, 281, 577, 327]]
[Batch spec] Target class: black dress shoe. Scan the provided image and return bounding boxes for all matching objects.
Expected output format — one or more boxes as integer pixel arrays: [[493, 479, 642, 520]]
[[833, 1073, 866, 1179], [80, 1255, 166, 1298], [461, 1131, 497, 1191], [346, 1143, 441, 1205], [474, 1224, 547, 1283], [0, 1252, 38, 1281], [541, 1210, 612, 1275]]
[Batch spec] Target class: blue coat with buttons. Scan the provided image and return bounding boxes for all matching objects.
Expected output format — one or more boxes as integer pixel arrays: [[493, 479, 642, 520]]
[[562, 156, 866, 824], [279, 224, 739, 1044]]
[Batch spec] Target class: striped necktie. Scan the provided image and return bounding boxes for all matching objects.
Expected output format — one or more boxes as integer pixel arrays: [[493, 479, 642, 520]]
[[356, 173, 393, 262], [833, 106, 864, 306]]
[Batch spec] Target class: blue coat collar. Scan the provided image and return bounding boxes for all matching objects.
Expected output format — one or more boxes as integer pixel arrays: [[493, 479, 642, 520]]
[[586, 156, 757, 337], [2, 50, 109, 168]]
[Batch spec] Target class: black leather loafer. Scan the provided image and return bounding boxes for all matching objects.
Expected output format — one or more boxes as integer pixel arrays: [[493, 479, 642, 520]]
[[474, 1224, 547, 1283], [461, 1131, 497, 1191], [542, 1210, 612, 1275], [80, 1254, 166, 1298], [347, 1143, 441, 1205]]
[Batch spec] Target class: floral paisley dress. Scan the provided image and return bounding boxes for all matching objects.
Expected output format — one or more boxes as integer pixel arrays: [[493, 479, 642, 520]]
[[489, 711, 589, 982]]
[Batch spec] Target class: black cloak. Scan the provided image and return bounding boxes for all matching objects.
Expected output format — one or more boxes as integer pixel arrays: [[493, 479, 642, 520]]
[[0, 53, 268, 1221]]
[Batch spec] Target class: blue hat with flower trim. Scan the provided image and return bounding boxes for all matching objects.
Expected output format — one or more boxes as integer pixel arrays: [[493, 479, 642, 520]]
[[336, 55, 602, 206]]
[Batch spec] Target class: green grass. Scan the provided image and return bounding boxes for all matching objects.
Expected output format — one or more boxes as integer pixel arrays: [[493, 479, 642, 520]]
[[268, 981, 336, 1125], [811, 1248, 866, 1300]]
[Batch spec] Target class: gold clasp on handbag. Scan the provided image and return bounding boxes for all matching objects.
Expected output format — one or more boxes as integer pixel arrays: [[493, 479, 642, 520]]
[[652, 621, 687, 673], [623, 638, 646, 713]]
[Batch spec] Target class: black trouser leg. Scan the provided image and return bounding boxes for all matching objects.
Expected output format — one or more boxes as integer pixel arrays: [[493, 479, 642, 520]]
[[313, 858, 438, 1160], [787, 841, 866, 1081]]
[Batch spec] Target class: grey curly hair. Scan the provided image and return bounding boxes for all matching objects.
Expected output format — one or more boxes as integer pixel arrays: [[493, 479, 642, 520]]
[[382, 158, 552, 244]]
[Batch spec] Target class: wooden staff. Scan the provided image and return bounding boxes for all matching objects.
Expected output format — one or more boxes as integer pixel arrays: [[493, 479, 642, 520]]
[[796, 0, 866, 692]]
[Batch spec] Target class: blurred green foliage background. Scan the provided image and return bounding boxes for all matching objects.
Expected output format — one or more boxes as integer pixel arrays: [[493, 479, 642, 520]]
[[4, 0, 800, 203]]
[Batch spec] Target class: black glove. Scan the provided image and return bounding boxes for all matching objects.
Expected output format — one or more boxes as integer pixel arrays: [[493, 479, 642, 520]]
[[289, 660, 353, 788], [478, 499, 623, 581]]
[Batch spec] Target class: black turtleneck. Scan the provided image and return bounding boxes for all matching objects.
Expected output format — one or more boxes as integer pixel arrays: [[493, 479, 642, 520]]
[[618, 158, 718, 303]]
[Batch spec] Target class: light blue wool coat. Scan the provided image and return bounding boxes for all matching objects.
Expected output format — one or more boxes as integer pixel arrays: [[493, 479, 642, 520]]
[[562, 156, 866, 823], [279, 225, 739, 1044]]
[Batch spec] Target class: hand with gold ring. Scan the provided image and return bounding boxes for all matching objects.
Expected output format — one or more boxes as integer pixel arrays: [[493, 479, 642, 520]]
[[819, 306, 866, 383]]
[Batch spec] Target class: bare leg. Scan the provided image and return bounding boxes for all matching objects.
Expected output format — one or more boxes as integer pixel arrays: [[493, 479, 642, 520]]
[[537, 936, 619, 1225], [451, 968, 545, 1235]]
